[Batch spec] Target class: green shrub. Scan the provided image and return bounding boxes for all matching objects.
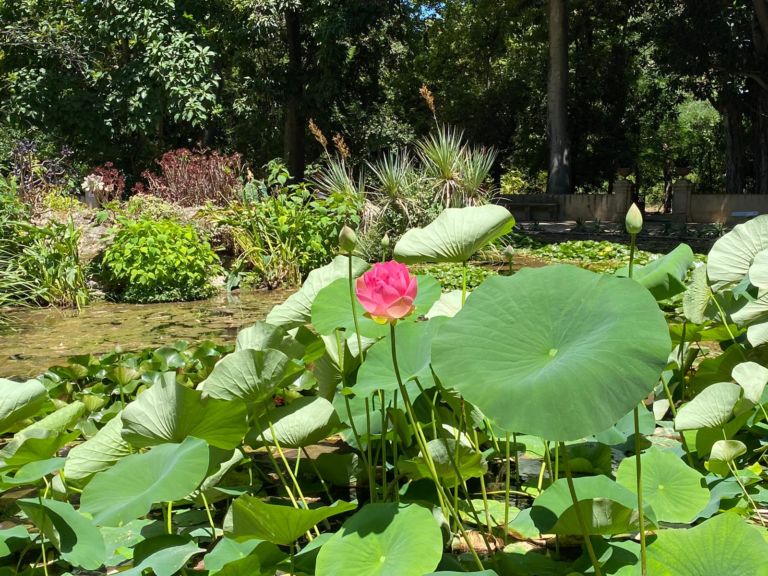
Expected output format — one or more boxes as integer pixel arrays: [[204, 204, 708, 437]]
[[101, 218, 221, 303]]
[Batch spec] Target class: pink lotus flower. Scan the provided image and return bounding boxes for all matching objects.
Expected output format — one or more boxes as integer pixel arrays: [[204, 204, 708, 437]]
[[355, 261, 418, 324]]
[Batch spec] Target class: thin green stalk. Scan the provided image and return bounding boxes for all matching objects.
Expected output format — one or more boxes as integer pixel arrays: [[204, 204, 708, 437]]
[[470, 427, 494, 538], [166, 501, 173, 535], [504, 432, 511, 546], [303, 447, 334, 503], [711, 293, 746, 360], [678, 322, 688, 401], [390, 390, 401, 503], [347, 254, 365, 360], [379, 390, 388, 501], [628, 233, 647, 576], [461, 261, 468, 306], [37, 493, 49, 576], [200, 492, 217, 541], [364, 397, 376, 502], [389, 323, 484, 569], [660, 377, 695, 467], [543, 441, 555, 488], [561, 442, 602, 576], [257, 429, 301, 510], [512, 432, 520, 485]]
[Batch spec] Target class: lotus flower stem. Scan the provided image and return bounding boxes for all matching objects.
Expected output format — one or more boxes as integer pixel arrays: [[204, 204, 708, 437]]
[[379, 390, 389, 501], [389, 323, 485, 570], [470, 427, 494, 537], [560, 442, 602, 576], [461, 261, 468, 306], [504, 432, 511, 546], [347, 254, 365, 361], [200, 492, 217, 540], [302, 447, 334, 503], [165, 501, 173, 534], [711, 293, 746, 360], [512, 432, 520, 485], [390, 390, 400, 503], [364, 397, 376, 502]]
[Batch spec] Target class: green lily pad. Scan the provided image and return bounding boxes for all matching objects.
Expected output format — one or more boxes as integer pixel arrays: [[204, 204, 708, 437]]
[[0, 378, 47, 434], [674, 382, 742, 431], [616, 243, 694, 300], [80, 436, 210, 526], [616, 447, 710, 523], [707, 439, 747, 477], [394, 205, 515, 264], [121, 375, 247, 449], [17, 498, 106, 570], [1, 456, 65, 486], [247, 396, 342, 448], [432, 265, 671, 440], [203, 537, 283, 574], [230, 496, 356, 546], [64, 416, 132, 482], [354, 318, 444, 397], [530, 475, 656, 536], [732, 361, 768, 404], [266, 255, 369, 329], [120, 535, 204, 576], [425, 290, 466, 318], [198, 349, 290, 407], [646, 512, 768, 576], [235, 321, 304, 358], [316, 503, 443, 576], [399, 438, 487, 488], [0, 526, 29, 558]]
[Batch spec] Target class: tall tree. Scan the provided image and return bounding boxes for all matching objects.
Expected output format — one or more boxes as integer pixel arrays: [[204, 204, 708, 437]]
[[547, 0, 571, 194]]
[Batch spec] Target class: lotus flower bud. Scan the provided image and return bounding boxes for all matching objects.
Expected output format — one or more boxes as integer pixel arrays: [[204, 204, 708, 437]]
[[502, 245, 515, 260], [381, 233, 390, 250], [625, 203, 643, 235], [339, 225, 358, 254]]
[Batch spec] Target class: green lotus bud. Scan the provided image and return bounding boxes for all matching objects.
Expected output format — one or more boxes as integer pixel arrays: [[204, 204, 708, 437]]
[[502, 244, 515, 260], [339, 225, 358, 254], [381, 233, 391, 250], [625, 203, 643, 235]]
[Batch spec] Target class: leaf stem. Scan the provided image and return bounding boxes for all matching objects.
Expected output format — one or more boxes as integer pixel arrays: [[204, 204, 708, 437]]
[[560, 442, 602, 576]]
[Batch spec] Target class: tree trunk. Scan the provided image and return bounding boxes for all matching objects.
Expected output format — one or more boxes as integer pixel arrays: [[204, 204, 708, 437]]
[[720, 99, 746, 194], [753, 4, 768, 193], [284, 8, 305, 181], [546, 0, 571, 194]]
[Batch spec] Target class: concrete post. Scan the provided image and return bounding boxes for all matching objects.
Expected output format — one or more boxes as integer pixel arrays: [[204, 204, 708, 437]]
[[612, 179, 633, 222], [671, 178, 693, 223]]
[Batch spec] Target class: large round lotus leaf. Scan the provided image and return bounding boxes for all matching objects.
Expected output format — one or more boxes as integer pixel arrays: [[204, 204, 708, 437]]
[[616, 447, 710, 523], [64, 416, 132, 482], [247, 396, 342, 448], [530, 475, 656, 536], [80, 436, 210, 526], [399, 438, 486, 488], [122, 375, 248, 449], [394, 205, 515, 264], [198, 349, 290, 406], [122, 535, 204, 576], [17, 497, 106, 570], [0, 378, 47, 434], [316, 503, 443, 576], [431, 265, 671, 441], [267, 255, 369, 329], [615, 243, 694, 301], [235, 321, 304, 358], [230, 495, 355, 546], [646, 512, 768, 576], [674, 382, 741, 431], [749, 249, 768, 288], [707, 439, 747, 477], [708, 215, 768, 292]]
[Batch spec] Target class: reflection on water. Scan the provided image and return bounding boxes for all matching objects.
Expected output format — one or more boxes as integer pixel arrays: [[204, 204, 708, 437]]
[[0, 289, 291, 378]]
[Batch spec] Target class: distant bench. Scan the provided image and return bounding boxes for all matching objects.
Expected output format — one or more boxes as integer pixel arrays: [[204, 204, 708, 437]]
[[731, 210, 759, 218]]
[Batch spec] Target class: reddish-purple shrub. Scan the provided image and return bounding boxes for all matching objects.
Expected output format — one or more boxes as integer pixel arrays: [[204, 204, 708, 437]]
[[138, 148, 244, 206]]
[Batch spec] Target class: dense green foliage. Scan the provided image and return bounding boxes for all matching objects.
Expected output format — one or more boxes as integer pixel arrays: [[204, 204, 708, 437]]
[[2, 1, 765, 195], [101, 218, 221, 303]]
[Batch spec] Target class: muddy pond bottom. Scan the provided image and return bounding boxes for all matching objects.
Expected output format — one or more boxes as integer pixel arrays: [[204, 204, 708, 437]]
[[0, 289, 291, 378]]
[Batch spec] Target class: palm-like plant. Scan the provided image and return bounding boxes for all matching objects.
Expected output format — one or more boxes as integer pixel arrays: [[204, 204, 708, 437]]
[[459, 146, 497, 206], [417, 125, 465, 208], [312, 156, 365, 202], [366, 149, 421, 224]]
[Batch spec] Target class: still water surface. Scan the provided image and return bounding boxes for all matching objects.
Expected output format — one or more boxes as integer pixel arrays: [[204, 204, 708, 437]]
[[0, 289, 290, 378]]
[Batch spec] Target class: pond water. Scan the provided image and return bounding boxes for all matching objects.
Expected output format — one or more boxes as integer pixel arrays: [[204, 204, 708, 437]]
[[0, 289, 291, 378]]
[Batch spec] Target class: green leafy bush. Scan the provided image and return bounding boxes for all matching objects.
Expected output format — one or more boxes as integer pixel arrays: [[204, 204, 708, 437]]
[[417, 262, 496, 291], [101, 218, 221, 303]]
